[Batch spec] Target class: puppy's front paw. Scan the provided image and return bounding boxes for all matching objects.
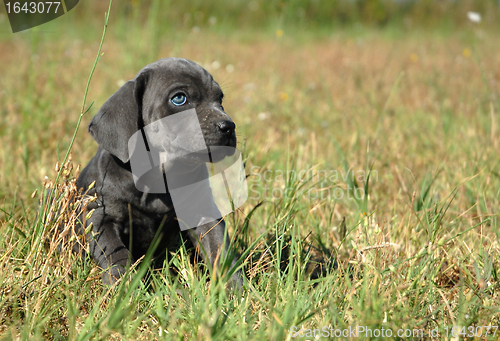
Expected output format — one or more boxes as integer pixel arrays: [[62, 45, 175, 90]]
[[227, 270, 244, 291], [102, 264, 127, 286]]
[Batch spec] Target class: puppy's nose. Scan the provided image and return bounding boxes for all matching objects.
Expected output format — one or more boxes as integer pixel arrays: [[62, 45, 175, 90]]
[[216, 120, 236, 134]]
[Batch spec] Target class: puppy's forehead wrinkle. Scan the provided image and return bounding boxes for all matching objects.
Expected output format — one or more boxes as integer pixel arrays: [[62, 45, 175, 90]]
[[139, 58, 218, 93]]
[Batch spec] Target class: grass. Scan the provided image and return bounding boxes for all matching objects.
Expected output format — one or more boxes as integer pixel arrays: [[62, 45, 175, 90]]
[[1, 1, 500, 340]]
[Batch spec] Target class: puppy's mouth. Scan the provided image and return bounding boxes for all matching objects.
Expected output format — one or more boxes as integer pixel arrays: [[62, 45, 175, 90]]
[[168, 135, 236, 167], [207, 145, 237, 162], [199, 126, 237, 162], [184, 144, 236, 165]]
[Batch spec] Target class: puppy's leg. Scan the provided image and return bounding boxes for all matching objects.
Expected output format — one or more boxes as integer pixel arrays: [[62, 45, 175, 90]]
[[187, 219, 243, 289], [88, 210, 132, 285]]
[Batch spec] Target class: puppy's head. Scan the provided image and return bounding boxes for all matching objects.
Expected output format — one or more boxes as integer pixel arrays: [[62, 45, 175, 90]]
[[88, 58, 236, 164]]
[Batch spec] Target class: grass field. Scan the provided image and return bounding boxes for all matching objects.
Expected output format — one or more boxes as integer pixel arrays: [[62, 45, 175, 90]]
[[0, 1, 499, 340]]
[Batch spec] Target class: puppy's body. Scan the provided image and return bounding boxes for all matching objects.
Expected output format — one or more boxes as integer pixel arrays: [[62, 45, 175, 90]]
[[76, 58, 242, 286]]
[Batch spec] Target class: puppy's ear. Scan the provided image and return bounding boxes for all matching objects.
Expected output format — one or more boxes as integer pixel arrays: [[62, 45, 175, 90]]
[[88, 71, 149, 163]]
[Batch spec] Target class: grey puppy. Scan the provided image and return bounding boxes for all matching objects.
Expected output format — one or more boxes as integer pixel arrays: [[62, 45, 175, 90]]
[[76, 58, 242, 287]]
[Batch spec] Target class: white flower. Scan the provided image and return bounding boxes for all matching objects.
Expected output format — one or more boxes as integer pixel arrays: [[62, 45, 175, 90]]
[[211, 61, 220, 70], [467, 11, 482, 23], [257, 112, 269, 121]]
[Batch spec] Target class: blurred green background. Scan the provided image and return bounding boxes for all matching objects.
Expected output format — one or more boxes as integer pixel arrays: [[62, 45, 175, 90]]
[[3, 0, 500, 37]]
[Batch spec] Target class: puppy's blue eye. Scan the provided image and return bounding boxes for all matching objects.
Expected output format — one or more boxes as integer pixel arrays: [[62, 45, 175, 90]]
[[171, 93, 187, 106]]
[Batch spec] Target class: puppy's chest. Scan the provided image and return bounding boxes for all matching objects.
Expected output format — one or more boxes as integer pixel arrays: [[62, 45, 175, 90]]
[[119, 199, 178, 248], [123, 193, 176, 226], [121, 206, 177, 258]]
